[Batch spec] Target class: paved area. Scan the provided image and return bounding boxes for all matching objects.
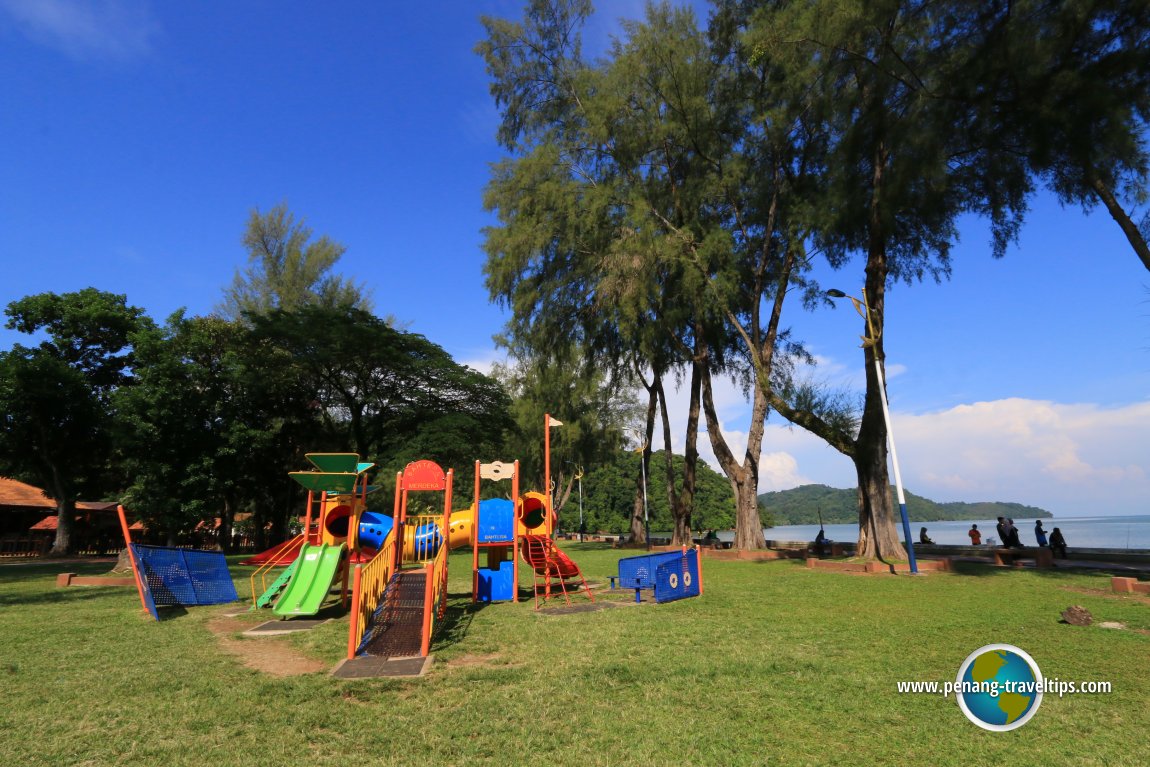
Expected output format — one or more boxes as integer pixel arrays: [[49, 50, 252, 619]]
[[244, 619, 331, 636], [332, 655, 432, 679]]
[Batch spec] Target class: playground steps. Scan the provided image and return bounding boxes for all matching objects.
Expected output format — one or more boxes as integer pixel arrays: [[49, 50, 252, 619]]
[[255, 559, 298, 609], [360, 570, 427, 658]]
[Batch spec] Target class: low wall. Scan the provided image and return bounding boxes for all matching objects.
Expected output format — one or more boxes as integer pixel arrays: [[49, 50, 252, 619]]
[[56, 572, 136, 588], [805, 557, 952, 574], [915, 543, 1150, 564], [1111, 576, 1150, 594]]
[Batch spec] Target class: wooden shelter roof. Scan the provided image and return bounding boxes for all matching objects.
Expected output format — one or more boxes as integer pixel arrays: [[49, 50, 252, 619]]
[[0, 477, 117, 512]]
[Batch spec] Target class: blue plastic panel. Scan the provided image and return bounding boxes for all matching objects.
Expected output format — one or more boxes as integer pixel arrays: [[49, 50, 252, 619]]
[[616, 550, 684, 589], [476, 498, 515, 543], [476, 560, 515, 602], [655, 549, 700, 603]]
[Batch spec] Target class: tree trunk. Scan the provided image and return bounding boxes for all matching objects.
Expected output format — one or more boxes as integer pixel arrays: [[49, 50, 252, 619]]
[[111, 547, 134, 573], [661, 356, 703, 547], [1089, 170, 1150, 272], [46, 459, 74, 557], [701, 366, 768, 550], [852, 430, 907, 560], [49, 497, 75, 557], [731, 471, 765, 549], [855, 167, 909, 561]]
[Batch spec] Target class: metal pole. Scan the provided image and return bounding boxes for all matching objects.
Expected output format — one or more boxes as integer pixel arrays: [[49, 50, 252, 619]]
[[828, 287, 919, 574], [858, 289, 918, 574], [640, 451, 650, 551], [577, 472, 584, 542], [873, 356, 918, 574], [544, 413, 552, 534]]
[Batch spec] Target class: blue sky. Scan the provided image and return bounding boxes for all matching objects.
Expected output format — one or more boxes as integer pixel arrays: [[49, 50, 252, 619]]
[[2, 1, 1147, 518]]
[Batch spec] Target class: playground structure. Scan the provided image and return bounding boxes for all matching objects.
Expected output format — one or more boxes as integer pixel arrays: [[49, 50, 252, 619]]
[[243, 449, 597, 660], [348, 458, 454, 659], [117, 505, 239, 621], [249, 453, 377, 617], [469, 459, 558, 603], [614, 547, 703, 604]]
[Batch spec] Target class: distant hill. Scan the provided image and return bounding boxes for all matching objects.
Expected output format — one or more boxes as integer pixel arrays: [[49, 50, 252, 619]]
[[758, 484, 1053, 525]]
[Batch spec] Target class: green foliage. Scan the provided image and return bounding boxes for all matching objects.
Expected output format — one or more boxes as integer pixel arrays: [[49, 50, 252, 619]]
[[247, 306, 514, 505], [218, 202, 372, 321], [576, 449, 739, 534], [4, 287, 147, 392], [115, 312, 313, 544], [758, 484, 1053, 526], [490, 347, 637, 498], [0, 289, 150, 553]]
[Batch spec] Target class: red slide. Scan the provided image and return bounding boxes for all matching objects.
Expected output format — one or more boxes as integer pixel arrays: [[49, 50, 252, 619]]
[[520, 535, 581, 577]]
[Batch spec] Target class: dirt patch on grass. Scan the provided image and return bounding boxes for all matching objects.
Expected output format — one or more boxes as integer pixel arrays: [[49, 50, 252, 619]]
[[206, 614, 328, 677]]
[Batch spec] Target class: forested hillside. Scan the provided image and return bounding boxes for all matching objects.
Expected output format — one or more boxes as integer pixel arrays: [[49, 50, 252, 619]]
[[758, 485, 1052, 525]]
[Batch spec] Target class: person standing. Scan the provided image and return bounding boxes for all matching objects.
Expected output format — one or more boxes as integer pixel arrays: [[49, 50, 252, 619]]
[[968, 524, 982, 546], [1034, 520, 1049, 547]]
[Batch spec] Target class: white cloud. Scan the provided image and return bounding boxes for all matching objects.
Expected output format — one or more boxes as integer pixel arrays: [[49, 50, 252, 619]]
[[0, 0, 158, 61], [893, 399, 1150, 515], [758, 451, 814, 491], [657, 367, 1150, 516]]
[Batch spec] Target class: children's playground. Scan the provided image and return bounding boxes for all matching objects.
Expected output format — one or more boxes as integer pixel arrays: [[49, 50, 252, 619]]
[[116, 451, 703, 676]]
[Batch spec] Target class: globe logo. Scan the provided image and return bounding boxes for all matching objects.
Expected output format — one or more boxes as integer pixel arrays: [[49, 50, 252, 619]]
[[955, 644, 1044, 731]]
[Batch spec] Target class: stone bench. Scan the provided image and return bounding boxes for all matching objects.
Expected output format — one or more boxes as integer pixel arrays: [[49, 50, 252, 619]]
[[992, 546, 1054, 569]]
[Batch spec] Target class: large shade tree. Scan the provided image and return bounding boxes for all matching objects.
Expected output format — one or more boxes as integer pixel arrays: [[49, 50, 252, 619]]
[[0, 289, 148, 555], [248, 306, 515, 498], [479, 0, 812, 547], [218, 202, 372, 321]]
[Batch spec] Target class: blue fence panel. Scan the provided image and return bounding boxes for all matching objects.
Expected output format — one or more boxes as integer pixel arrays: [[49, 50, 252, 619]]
[[131, 544, 239, 620]]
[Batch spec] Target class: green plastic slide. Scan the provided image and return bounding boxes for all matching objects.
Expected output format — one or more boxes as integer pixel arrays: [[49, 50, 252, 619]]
[[272, 542, 346, 617]]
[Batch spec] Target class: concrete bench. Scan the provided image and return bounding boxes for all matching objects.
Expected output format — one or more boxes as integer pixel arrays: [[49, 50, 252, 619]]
[[992, 547, 1054, 569], [808, 542, 848, 557]]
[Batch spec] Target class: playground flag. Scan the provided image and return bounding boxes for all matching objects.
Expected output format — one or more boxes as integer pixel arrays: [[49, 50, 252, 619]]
[[548, 417, 564, 427]]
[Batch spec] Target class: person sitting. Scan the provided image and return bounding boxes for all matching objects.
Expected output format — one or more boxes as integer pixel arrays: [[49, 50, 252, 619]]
[[1049, 527, 1068, 559], [814, 528, 828, 556], [1034, 519, 1049, 547], [919, 526, 934, 545], [702, 529, 719, 549], [968, 524, 982, 546], [1004, 518, 1024, 548]]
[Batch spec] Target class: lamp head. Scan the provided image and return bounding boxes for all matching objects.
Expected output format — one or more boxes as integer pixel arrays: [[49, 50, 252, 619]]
[[826, 289, 847, 298]]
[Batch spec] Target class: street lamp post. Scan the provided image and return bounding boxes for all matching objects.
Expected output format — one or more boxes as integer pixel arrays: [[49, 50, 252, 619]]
[[827, 288, 919, 574], [566, 462, 585, 541], [630, 428, 651, 551]]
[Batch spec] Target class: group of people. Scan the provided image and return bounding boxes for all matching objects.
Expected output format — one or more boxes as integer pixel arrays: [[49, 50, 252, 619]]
[[914, 518, 1069, 558], [968, 517, 1068, 557]]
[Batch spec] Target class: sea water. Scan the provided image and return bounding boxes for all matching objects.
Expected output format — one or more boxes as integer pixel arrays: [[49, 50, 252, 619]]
[[701, 514, 1150, 550]]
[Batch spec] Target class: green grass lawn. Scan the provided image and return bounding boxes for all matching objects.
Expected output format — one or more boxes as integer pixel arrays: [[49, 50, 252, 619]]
[[1, 545, 1146, 766]]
